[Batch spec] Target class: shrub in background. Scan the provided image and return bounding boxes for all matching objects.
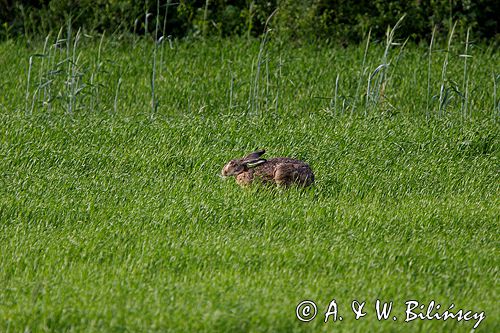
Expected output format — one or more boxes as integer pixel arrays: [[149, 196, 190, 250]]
[[0, 0, 498, 43]]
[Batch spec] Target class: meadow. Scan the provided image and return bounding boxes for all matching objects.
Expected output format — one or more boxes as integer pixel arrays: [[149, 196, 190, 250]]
[[0, 28, 499, 332]]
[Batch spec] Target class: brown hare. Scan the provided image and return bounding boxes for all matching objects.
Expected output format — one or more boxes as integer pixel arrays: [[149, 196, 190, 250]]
[[221, 150, 314, 187]]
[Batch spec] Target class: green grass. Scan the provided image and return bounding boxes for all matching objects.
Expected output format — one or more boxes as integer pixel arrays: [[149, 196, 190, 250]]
[[0, 34, 499, 332]]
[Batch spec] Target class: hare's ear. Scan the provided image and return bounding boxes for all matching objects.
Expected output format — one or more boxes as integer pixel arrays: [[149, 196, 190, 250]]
[[243, 150, 266, 162], [246, 159, 267, 168]]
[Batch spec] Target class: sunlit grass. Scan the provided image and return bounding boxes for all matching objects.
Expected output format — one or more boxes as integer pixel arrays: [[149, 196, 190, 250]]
[[0, 33, 498, 332]]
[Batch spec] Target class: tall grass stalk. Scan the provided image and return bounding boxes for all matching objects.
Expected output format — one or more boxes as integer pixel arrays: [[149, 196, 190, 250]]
[[265, 54, 270, 111], [250, 8, 277, 115], [365, 15, 405, 112], [366, 63, 387, 114], [38, 34, 50, 109], [388, 36, 409, 103], [334, 73, 340, 115], [25, 52, 48, 115], [133, 18, 139, 48], [246, 1, 255, 40], [494, 73, 499, 119], [28, 35, 52, 114], [251, 28, 269, 115], [427, 26, 437, 116], [47, 27, 64, 113], [68, 28, 81, 114], [25, 56, 33, 114], [114, 77, 122, 114], [203, 0, 209, 38], [145, 13, 153, 38], [65, 19, 72, 114], [228, 63, 234, 110], [151, 0, 161, 116], [274, 55, 282, 113], [160, 0, 172, 73], [438, 21, 457, 116], [91, 32, 105, 112], [353, 28, 371, 115], [461, 27, 471, 118], [381, 15, 406, 79]]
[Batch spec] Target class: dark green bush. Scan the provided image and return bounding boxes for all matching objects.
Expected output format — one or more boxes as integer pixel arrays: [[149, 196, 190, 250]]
[[0, 0, 498, 43]]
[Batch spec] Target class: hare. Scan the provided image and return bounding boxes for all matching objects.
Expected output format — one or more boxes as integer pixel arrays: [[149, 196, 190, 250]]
[[221, 150, 314, 187]]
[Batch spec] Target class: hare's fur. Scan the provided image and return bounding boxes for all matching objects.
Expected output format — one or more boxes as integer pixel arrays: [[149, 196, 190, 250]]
[[222, 150, 314, 187]]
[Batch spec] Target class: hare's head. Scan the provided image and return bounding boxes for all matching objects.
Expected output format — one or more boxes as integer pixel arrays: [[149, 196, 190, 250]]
[[221, 150, 267, 177]]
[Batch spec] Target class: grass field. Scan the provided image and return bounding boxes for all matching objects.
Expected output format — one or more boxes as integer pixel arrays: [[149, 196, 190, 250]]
[[0, 31, 499, 332]]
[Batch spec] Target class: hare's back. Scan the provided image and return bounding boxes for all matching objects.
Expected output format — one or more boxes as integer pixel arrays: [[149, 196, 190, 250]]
[[271, 158, 314, 186], [267, 158, 310, 167], [254, 157, 312, 176]]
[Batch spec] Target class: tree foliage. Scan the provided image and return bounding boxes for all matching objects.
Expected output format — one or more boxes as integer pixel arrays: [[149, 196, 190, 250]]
[[1, 0, 498, 42]]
